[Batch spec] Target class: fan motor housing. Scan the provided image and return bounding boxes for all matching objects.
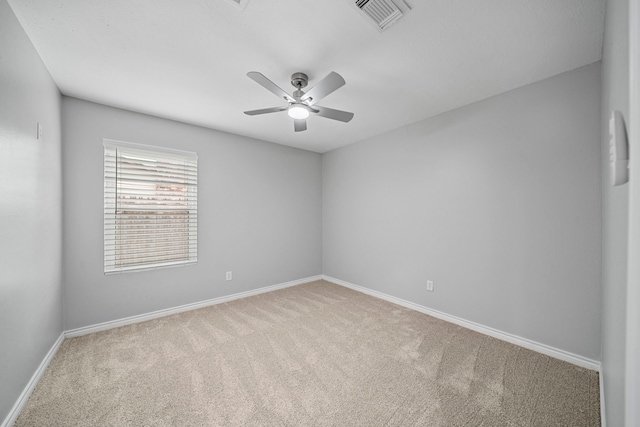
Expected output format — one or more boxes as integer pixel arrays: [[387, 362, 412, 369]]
[[291, 72, 308, 89]]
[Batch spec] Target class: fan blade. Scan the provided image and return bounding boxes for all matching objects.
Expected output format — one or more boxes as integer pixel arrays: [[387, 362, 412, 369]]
[[313, 105, 354, 123], [294, 119, 307, 132], [247, 72, 295, 103], [244, 106, 287, 116], [300, 72, 345, 105]]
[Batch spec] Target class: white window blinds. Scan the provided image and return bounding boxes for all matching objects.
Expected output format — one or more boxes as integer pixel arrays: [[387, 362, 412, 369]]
[[104, 140, 198, 274]]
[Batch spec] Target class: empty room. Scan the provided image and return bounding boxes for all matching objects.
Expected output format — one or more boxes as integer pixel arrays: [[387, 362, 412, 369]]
[[1, 0, 639, 426]]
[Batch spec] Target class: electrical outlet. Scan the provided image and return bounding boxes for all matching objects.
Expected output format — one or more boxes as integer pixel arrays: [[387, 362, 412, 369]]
[[427, 280, 434, 292], [226, 271, 232, 281]]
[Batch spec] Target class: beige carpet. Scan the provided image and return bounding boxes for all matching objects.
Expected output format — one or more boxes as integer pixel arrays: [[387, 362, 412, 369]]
[[15, 280, 600, 426]]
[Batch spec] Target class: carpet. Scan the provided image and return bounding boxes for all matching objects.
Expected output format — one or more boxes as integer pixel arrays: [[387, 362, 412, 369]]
[[15, 280, 600, 426]]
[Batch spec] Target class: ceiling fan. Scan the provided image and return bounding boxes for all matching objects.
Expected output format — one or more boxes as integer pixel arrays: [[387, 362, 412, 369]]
[[244, 71, 354, 132]]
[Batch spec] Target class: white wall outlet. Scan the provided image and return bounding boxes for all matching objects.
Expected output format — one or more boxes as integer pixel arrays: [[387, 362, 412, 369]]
[[427, 280, 434, 291], [226, 271, 232, 281], [36, 122, 43, 141]]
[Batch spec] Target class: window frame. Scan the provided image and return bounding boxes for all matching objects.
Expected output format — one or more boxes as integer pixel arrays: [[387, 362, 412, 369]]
[[103, 139, 198, 274]]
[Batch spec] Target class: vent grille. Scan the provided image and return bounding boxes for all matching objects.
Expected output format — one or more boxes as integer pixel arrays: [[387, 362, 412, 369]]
[[355, 0, 405, 30]]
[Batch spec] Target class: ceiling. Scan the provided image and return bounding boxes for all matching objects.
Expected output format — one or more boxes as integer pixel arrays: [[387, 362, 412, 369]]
[[7, 0, 605, 153]]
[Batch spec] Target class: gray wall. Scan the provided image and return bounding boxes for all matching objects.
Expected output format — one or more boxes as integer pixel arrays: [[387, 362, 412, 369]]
[[601, 0, 630, 424], [0, 0, 63, 423], [323, 63, 602, 361], [62, 97, 322, 330]]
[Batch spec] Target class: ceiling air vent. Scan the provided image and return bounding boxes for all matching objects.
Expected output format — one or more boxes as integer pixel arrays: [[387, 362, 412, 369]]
[[354, 0, 411, 31]]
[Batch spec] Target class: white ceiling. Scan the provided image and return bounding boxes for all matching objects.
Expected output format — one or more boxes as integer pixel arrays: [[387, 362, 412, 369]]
[[8, 0, 605, 153]]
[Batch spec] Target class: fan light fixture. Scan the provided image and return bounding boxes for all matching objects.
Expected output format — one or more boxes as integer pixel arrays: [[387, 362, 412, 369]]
[[287, 104, 309, 119]]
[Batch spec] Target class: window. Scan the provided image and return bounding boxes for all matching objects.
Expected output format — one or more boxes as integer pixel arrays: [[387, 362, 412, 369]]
[[104, 140, 197, 273]]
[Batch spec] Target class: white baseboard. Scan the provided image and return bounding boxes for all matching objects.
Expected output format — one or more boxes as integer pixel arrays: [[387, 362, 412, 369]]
[[1, 332, 65, 427], [600, 368, 606, 427], [65, 275, 323, 338], [322, 275, 601, 371]]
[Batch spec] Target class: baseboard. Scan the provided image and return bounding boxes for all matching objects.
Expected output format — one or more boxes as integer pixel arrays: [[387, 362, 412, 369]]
[[1, 332, 65, 427], [322, 275, 601, 371], [600, 367, 606, 427], [65, 275, 323, 338]]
